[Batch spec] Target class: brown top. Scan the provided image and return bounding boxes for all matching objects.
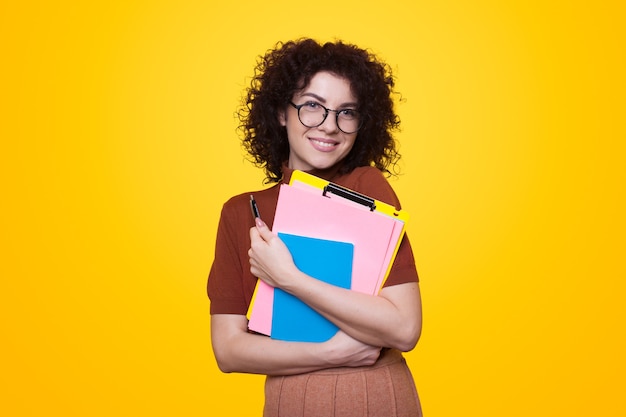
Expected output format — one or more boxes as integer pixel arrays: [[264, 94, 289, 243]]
[[207, 165, 419, 315]]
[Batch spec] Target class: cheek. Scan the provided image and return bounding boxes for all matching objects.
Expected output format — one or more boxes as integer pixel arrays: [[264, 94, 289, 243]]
[[346, 135, 358, 150], [284, 119, 302, 141]]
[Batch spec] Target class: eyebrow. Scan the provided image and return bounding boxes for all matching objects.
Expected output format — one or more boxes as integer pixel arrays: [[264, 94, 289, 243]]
[[299, 92, 358, 108]]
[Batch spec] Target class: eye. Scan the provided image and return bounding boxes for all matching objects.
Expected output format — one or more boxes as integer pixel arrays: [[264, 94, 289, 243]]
[[298, 101, 323, 113], [303, 101, 321, 109], [339, 109, 358, 119]]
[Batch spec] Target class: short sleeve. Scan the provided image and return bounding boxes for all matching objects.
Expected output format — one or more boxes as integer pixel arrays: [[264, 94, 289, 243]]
[[207, 203, 246, 314], [341, 167, 419, 287]]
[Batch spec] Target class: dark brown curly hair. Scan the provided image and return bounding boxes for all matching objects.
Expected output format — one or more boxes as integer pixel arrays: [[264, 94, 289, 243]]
[[239, 38, 401, 183]]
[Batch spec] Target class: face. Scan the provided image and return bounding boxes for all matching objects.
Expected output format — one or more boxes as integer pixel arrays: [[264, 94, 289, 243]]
[[280, 71, 358, 172]]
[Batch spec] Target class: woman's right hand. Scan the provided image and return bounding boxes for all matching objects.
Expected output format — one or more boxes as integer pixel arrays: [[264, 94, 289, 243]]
[[323, 330, 382, 367]]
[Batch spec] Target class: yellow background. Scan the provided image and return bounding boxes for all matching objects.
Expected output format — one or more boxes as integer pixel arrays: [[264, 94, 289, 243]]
[[2, 1, 624, 416]]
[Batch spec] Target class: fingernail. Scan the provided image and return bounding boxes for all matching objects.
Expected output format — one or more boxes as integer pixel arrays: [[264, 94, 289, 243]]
[[255, 217, 265, 228]]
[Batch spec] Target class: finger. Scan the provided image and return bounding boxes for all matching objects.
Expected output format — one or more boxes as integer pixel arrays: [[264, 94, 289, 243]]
[[249, 226, 259, 241], [249, 256, 260, 275], [255, 219, 276, 242], [250, 229, 266, 252]]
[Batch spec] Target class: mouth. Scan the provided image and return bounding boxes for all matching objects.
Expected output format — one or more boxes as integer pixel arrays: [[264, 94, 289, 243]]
[[309, 137, 339, 152]]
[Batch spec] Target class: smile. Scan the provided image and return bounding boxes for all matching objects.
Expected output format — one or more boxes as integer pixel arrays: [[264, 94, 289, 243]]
[[309, 138, 338, 151]]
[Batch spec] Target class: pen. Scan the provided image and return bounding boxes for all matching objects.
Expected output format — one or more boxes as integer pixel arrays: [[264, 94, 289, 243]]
[[250, 195, 260, 220]]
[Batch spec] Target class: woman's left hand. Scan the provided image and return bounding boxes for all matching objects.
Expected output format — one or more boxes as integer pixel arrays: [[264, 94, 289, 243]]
[[248, 218, 298, 289]]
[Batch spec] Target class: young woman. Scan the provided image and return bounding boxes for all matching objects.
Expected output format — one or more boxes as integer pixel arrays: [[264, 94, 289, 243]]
[[208, 38, 423, 416]]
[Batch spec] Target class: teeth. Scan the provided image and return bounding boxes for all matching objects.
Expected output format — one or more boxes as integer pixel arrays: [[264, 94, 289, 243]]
[[311, 139, 335, 148]]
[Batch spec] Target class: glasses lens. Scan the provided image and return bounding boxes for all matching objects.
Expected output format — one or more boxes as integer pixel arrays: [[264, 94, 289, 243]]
[[337, 110, 360, 134], [297, 103, 326, 128]]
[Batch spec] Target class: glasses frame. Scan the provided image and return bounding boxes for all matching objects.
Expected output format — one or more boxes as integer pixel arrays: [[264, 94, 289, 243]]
[[289, 101, 362, 134]]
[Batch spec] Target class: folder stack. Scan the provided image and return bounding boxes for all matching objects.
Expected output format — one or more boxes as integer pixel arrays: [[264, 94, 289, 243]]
[[247, 170, 409, 342]]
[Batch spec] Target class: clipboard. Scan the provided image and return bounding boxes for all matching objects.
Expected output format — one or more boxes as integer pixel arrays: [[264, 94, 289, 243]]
[[247, 171, 409, 339], [289, 170, 409, 292]]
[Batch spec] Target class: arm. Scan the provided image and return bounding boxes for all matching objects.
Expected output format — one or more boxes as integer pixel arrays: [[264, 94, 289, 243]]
[[211, 314, 382, 376], [249, 220, 422, 352]]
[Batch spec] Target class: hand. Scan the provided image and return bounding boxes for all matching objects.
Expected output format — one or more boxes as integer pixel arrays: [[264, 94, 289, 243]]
[[248, 218, 298, 289], [323, 330, 382, 368]]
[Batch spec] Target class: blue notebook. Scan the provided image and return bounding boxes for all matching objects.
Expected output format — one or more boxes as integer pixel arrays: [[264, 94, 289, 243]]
[[271, 233, 354, 342]]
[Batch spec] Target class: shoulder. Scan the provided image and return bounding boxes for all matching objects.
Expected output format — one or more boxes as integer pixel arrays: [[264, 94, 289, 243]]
[[222, 184, 278, 210], [220, 184, 280, 225], [223, 191, 253, 211], [339, 166, 402, 209], [221, 192, 251, 220]]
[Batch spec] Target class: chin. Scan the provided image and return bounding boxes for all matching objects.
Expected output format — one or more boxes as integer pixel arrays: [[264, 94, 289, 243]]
[[310, 161, 339, 171], [291, 155, 344, 171]]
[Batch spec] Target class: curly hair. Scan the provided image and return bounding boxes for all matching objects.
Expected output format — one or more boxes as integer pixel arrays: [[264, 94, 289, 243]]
[[239, 38, 401, 183]]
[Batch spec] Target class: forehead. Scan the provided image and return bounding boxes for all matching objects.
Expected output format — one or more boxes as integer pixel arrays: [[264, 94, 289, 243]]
[[296, 71, 356, 102]]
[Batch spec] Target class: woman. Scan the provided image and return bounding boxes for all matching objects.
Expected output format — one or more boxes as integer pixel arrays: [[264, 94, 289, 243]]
[[208, 38, 423, 416]]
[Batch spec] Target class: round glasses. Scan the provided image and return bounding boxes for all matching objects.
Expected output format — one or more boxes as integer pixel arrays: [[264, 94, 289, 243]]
[[289, 101, 362, 134]]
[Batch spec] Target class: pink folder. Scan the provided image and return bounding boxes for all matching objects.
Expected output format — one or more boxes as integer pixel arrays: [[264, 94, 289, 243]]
[[247, 183, 399, 337], [289, 179, 407, 293]]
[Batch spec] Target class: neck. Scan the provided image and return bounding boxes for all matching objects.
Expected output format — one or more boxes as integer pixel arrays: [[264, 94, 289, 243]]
[[281, 162, 345, 184]]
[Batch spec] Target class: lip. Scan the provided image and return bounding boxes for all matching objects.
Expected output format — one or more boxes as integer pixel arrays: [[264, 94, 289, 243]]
[[308, 136, 339, 152]]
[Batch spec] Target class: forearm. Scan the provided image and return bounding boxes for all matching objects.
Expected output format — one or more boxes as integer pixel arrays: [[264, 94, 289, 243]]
[[284, 276, 422, 351], [211, 315, 327, 375], [218, 335, 331, 376], [210, 314, 379, 376]]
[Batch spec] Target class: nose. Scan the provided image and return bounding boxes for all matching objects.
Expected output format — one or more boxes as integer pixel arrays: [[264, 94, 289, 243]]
[[317, 110, 340, 133]]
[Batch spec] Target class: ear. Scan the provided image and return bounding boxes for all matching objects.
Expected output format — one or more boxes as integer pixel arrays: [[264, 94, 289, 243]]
[[278, 109, 286, 126]]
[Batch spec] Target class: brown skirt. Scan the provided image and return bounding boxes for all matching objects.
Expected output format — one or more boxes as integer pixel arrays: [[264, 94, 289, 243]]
[[264, 349, 422, 417]]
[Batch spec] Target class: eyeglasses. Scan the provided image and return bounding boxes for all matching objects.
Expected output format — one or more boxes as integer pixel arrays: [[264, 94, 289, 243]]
[[289, 101, 362, 134]]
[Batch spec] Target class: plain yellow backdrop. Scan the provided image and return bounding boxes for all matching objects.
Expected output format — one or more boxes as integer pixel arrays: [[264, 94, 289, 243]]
[[2, 1, 624, 416]]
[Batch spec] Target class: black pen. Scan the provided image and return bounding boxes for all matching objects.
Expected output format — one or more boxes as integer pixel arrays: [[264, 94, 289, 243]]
[[250, 195, 260, 220]]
